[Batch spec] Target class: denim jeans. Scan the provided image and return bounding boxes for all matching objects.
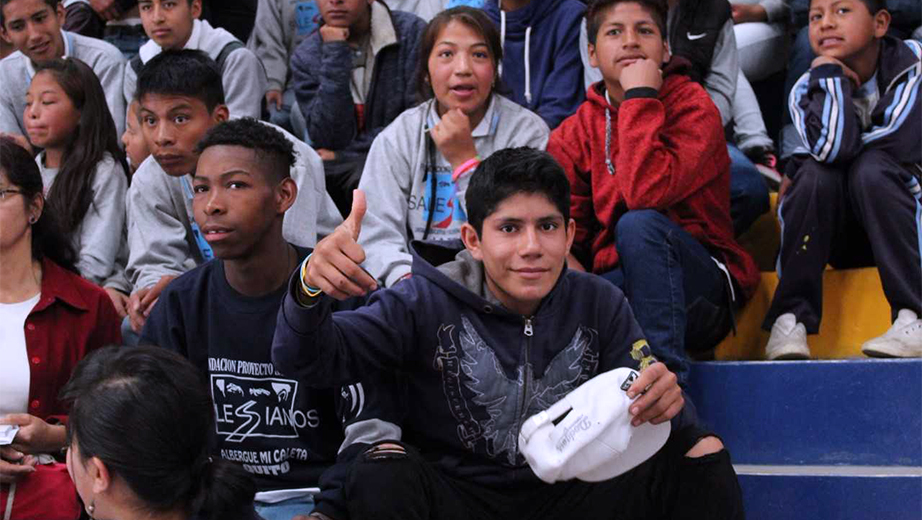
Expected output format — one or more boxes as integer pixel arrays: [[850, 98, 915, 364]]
[[728, 143, 770, 236], [103, 24, 149, 61], [254, 494, 315, 520], [121, 316, 141, 346], [602, 210, 733, 386]]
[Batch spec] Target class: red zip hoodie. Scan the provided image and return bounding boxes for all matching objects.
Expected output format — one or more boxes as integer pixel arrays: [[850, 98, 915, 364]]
[[548, 60, 759, 300]]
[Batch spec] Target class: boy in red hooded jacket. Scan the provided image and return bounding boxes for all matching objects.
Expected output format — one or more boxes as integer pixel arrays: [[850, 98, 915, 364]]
[[547, 0, 759, 386]]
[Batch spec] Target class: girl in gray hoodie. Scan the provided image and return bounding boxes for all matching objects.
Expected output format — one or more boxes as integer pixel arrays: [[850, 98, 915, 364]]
[[24, 58, 131, 314], [358, 6, 549, 287]]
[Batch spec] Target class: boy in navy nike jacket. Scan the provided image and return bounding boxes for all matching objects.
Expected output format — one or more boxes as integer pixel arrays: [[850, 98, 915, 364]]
[[272, 147, 744, 519]]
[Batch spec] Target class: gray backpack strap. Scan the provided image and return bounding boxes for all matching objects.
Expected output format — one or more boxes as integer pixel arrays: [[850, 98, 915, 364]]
[[130, 54, 143, 75], [215, 40, 245, 71]]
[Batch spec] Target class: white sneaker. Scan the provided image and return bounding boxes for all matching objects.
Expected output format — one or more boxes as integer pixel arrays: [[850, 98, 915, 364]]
[[766, 313, 811, 360], [861, 309, 922, 358]]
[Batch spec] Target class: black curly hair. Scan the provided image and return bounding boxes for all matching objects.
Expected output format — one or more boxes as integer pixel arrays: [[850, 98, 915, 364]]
[[195, 118, 296, 183]]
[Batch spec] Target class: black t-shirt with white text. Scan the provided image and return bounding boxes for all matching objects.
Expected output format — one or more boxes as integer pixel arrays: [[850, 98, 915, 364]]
[[141, 248, 343, 492]]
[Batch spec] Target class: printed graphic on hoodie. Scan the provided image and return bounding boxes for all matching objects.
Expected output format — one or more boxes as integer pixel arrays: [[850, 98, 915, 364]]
[[433, 316, 599, 465]]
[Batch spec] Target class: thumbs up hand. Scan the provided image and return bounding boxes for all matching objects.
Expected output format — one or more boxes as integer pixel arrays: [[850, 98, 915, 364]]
[[304, 190, 378, 300]]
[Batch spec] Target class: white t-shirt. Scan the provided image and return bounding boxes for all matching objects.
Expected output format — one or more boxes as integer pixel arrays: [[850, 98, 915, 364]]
[[0, 293, 40, 416]]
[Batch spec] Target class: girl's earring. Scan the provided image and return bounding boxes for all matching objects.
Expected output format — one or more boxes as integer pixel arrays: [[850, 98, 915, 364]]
[[28, 216, 37, 224], [86, 501, 96, 518]]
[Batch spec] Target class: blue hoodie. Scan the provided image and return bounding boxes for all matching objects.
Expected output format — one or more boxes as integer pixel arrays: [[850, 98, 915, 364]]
[[483, 0, 586, 129], [272, 240, 699, 488]]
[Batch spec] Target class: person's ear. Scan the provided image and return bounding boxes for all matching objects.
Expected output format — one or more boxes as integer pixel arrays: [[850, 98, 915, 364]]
[[564, 218, 576, 255], [662, 40, 671, 65], [588, 42, 599, 68], [89, 457, 112, 495], [460, 222, 484, 261], [873, 9, 891, 38], [0, 27, 10, 44], [28, 192, 44, 223], [276, 177, 297, 215], [191, 0, 203, 19], [212, 105, 230, 124]]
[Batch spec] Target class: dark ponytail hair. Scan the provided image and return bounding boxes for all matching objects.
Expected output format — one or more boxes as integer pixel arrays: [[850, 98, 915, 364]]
[[33, 58, 129, 236], [60, 346, 257, 520], [0, 137, 77, 272]]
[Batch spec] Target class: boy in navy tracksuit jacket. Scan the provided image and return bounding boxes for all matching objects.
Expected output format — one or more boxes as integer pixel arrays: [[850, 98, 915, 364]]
[[272, 147, 745, 518], [764, 0, 922, 360]]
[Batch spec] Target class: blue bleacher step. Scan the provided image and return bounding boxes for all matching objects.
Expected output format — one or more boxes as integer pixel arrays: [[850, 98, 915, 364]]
[[736, 468, 922, 520], [737, 466, 922, 520], [687, 359, 922, 466]]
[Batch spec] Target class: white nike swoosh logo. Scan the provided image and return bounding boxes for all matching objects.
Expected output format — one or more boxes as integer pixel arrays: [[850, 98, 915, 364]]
[[687, 32, 707, 40]]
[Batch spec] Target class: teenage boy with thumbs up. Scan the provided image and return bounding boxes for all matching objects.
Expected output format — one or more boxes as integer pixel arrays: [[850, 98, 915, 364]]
[[273, 147, 744, 519]]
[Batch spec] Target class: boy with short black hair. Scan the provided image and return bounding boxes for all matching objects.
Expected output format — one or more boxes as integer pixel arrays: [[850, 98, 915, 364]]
[[272, 147, 744, 519], [549, 0, 759, 386], [140, 118, 383, 520], [764, 0, 921, 359], [125, 50, 340, 334], [0, 0, 126, 136], [124, 0, 267, 119]]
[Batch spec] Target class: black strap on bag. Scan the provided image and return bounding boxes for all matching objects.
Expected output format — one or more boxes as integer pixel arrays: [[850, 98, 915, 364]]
[[422, 132, 438, 240], [130, 40, 244, 75]]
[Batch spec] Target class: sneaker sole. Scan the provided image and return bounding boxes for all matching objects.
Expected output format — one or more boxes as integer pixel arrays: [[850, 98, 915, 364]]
[[768, 351, 811, 361], [862, 344, 922, 358]]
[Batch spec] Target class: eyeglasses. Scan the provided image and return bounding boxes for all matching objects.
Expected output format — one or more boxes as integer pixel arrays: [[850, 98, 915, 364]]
[[0, 188, 23, 201]]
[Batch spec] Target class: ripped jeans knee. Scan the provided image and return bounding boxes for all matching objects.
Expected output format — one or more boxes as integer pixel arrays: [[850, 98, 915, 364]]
[[363, 441, 408, 461]]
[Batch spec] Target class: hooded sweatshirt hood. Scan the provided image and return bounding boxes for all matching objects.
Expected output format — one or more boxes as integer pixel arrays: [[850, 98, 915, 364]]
[[484, 0, 587, 128], [273, 236, 702, 488]]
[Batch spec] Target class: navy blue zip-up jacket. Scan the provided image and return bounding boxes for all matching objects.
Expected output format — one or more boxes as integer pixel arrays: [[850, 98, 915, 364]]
[[483, 0, 586, 129], [272, 240, 697, 488], [789, 36, 921, 166], [291, 7, 425, 162]]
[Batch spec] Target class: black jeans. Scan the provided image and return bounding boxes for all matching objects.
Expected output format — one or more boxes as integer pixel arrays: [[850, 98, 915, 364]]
[[764, 151, 922, 333], [345, 426, 745, 520]]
